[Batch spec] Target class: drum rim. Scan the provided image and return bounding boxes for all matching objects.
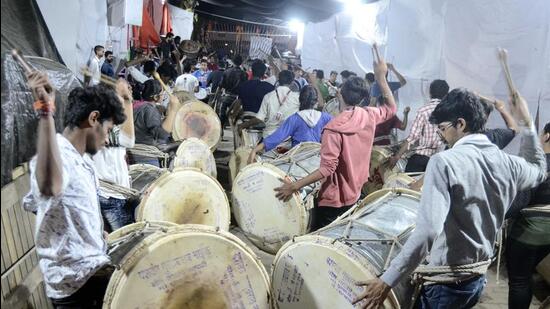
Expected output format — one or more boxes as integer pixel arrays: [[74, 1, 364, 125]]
[[104, 224, 271, 308], [107, 220, 177, 243], [231, 162, 310, 253], [136, 168, 230, 231], [172, 101, 221, 150], [382, 173, 417, 189], [271, 234, 401, 309]]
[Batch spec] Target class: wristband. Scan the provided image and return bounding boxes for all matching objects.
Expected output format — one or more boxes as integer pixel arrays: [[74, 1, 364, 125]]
[[33, 100, 56, 116]]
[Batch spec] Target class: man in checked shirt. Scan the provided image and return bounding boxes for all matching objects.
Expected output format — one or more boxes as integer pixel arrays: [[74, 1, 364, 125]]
[[389, 79, 450, 172]]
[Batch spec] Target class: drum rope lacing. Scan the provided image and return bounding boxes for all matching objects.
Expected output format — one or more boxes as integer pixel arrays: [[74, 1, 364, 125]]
[[127, 144, 170, 167], [99, 180, 140, 199], [129, 166, 167, 194]]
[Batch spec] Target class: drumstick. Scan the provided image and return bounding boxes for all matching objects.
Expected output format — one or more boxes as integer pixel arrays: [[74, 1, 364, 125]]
[[152, 71, 169, 92], [372, 43, 382, 63], [81, 67, 118, 88], [497, 48, 518, 103], [11, 49, 34, 74]]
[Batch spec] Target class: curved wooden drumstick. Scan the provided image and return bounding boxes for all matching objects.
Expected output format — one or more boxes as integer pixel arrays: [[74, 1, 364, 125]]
[[80, 67, 118, 88], [11, 49, 34, 74], [497, 48, 518, 103], [372, 43, 382, 63], [152, 71, 169, 92]]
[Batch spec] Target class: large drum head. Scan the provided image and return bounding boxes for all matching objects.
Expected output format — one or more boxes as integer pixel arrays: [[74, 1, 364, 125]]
[[228, 146, 251, 184], [323, 98, 340, 117], [104, 225, 271, 309], [173, 138, 217, 177], [173, 101, 221, 150], [232, 163, 309, 254], [128, 164, 168, 194], [137, 168, 230, 231], [272, 235, 400, 309]]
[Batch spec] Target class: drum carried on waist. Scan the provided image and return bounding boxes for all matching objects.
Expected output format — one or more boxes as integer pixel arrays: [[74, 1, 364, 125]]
[[271, 188, 421, 309], [173, 101, 221, 151], [128, 164, 168, 195], [232, 142, 321, 254], [323, 98, 340, 117], [173, 137, 217, 178], [104, 224, 271, 309], [136, 167, 230, 231], [107, 221, 177, 267], [241, 128, 263, 148]]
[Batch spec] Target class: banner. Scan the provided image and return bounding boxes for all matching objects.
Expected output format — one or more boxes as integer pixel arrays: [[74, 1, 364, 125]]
[[249, 36, 273, 60]]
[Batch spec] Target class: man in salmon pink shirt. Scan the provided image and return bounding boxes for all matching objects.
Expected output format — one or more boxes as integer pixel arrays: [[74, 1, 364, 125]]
[[275, 47, 397, 230]]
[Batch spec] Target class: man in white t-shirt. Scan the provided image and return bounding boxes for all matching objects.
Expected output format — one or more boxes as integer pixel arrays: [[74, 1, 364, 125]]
[[86, 45, 104, 86], [174, 61, 199, 94], [249, 70, 300, 136], [92, 79, 136, 231]]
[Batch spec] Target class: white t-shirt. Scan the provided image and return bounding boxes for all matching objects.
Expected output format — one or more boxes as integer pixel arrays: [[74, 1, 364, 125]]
[[174, 73, 199, 93], [92, 127, 135, 199], [88, 56, 102, 86], [255, 86, 300, 136]]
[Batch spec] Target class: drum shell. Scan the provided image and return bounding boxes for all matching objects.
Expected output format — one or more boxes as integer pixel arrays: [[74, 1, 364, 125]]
[[173, 137, 217, 177], [128, 164, 168, 194]]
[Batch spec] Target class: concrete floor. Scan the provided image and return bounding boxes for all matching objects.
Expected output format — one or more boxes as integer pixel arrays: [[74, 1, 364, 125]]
[[215, 128, 549, 308]]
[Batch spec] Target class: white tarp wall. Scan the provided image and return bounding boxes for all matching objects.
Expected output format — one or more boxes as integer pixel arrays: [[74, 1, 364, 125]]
[[37, 0, 109, 80], [303, 0, 550, 141], [169, 4, 194, 40]]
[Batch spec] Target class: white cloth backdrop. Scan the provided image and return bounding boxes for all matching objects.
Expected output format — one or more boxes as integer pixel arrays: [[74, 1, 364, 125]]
[[303, 0, 550, 144], [169, 4, 194, 40], [249, 36, 273, 60]]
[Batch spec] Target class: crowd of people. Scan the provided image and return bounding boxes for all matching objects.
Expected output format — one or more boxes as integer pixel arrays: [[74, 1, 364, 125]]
[[20, 27, 548, 309]]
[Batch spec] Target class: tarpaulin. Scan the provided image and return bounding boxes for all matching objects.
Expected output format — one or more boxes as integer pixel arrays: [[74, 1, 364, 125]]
[[169, 4, 194, 40], [1, 55, 82, 187], [303, 0, 550, 142]]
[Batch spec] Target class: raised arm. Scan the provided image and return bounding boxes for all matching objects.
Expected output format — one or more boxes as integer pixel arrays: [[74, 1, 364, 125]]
[[399, 106, 411, 130], [387, 63, 407, 87], [373, 45, 397, 112], [116, 79, 135, 146], [493, 99, 519, 133], [29, 72, 63, 197], [308, 73, 326, 109], [162, 94, 181, 133]]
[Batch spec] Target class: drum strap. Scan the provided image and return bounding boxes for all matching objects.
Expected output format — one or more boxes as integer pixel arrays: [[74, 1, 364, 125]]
[[408, 259, 491, 309]]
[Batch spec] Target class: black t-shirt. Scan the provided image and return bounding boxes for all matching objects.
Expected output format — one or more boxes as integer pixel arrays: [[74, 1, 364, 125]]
[[484, 128, 516, 149], [237, 79, 275, 113], [207, 70, 224, 92], [134, 103, 170, 145]]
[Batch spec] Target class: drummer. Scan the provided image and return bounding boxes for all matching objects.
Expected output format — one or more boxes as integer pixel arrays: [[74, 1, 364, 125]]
[[174, 60, 200, 94], [274, 49, 397, 230], [22, 72, 127, 307], [247, 85, 333, 164], [353, 89, 546, 308], [193, 58, 210, 89]]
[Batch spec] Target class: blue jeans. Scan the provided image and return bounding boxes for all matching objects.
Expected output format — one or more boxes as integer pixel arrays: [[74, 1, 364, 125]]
[[99, 196, 134, 232], [417, 275, 486, 309]]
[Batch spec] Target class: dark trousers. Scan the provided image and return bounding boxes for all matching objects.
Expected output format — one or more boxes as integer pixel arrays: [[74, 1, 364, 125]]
[[506, 238, 550, 309], [50, 268, 113, 309], [99, 196, 136, 232], [405, 154, 431, 173], [417, 275, 486, 309], [311, 205, 353, 231]]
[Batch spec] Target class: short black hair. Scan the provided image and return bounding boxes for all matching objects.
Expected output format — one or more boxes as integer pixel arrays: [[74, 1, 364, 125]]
[[340, 70, 352, 79], [104, 51, 113, 57], [94, 45, 104, 54], [299, 85, 319, 111], [64, 85, 126, 129], [430, 79, 450, 99], [141, 80, 162, 101], [545, 122, 550, 135], [278, 70, 294, 86], [143, 60, 156, 74], [174, 36, 181, 44], [183, 60, 194, 73], [479, 97, 494, 118], [200, 59, 208, 64], [251, 59, 267, 78], [330, 71, 338, 76], [166, 32, 174, 38], [429, 88, 487, 133], [365, 72, 375, 83], [157, 62, 177, 81], [233, 54, 243, 66], [340, 77, 369, 106], [316, 70, 324, 80], [222, 68, 247, 93]]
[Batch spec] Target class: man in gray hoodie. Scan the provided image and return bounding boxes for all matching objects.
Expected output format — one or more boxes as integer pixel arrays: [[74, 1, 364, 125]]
[[353, 88, 546, 308]]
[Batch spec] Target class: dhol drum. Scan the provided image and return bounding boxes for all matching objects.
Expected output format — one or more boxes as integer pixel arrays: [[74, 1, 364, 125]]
[[173, 101, 221, 150], [128, 164, 168, 194], [272, 188, 421, 309], [107, 221, 177, 267], [363, 146, 408, 195], [232, 142, 321, 254], [136, 167, 230, 231], [179, 40, 201, 59], [383, 173, 424, 191], [323, 98, 340, 117], [229, 146, 251, 185], [241, 129, 263, 148], [103, 225, 271, 309], [195, 87, 208, 100], [173, 137, 217, 178]]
